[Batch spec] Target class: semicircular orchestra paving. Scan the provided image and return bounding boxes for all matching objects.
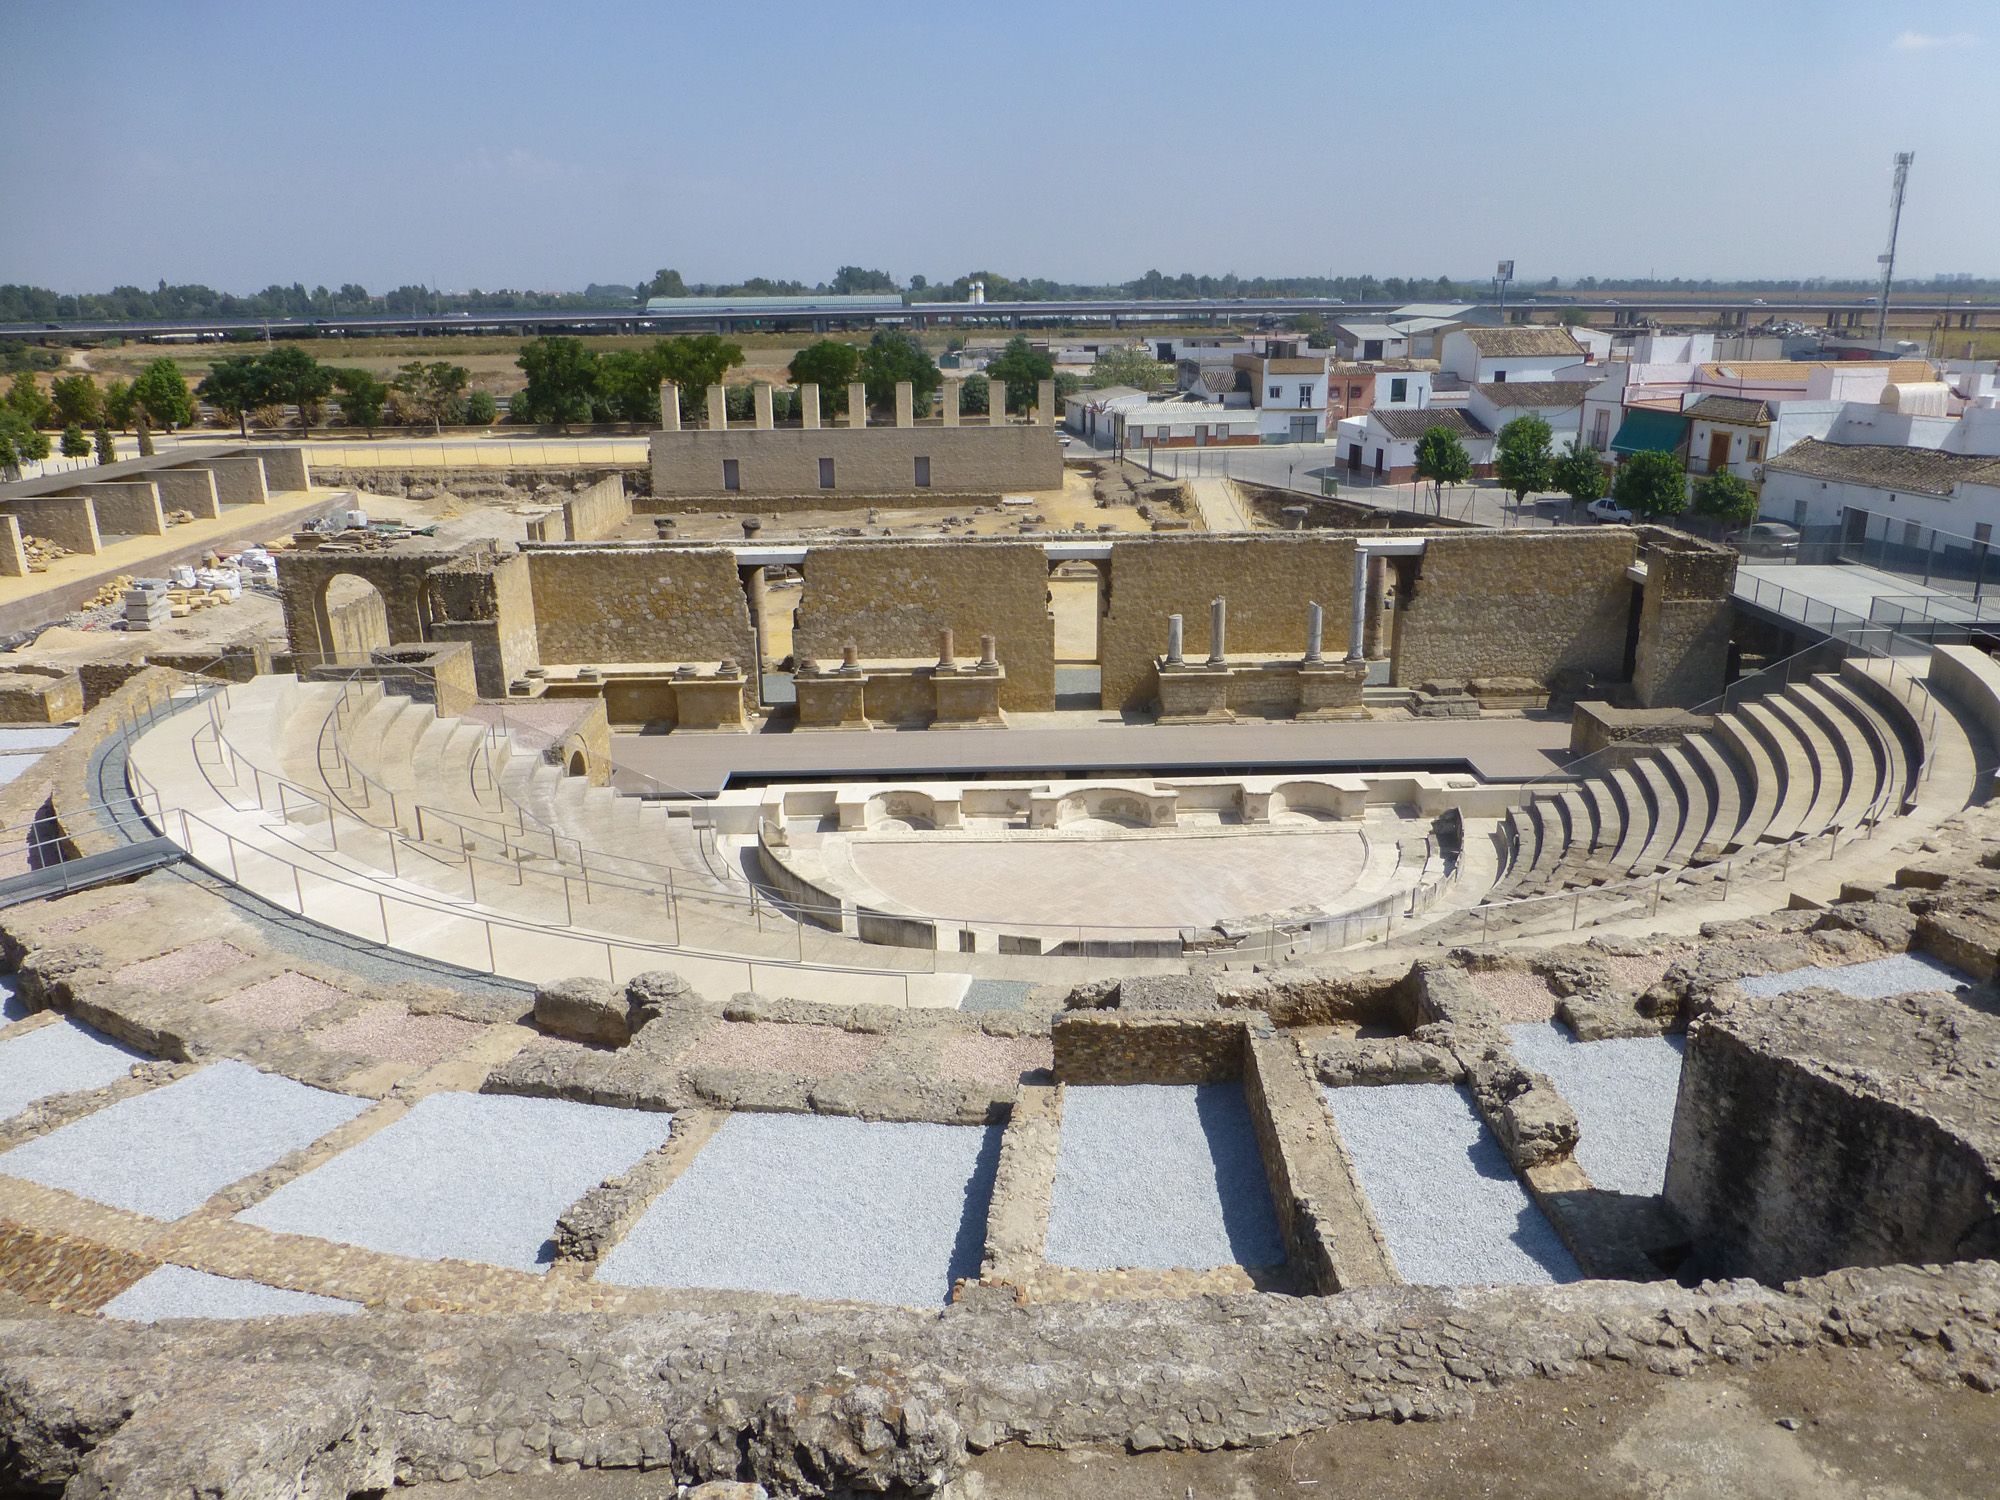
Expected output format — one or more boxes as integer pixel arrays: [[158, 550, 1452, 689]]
[[4, 471, 2000, 1496]]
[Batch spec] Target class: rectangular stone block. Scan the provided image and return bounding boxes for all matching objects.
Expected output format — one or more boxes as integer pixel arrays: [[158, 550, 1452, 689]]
[[795, 671, 871, 729]]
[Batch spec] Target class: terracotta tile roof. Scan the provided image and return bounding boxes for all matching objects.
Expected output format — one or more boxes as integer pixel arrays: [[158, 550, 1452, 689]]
[[1472, 380, 1594, 409], [1460, 326, 1584, 358], [1699, 359, 1937, 386], [1372, 407, 1492, 441], [1763, 438, 2000, 497], [1683, 395, 1773, 425]]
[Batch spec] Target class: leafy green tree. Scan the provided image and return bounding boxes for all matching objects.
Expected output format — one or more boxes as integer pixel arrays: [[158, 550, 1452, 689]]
[[985, 335, 1055, 416], [93, 426, 116, 464], [514, 337, 600, 429], [1088, 345, 1169, 393], [1412, 426, 1472, 511], [49, 374, 103, 429], [5, 372, 51, 428], [1054, 371, 1082, 407], [1692, 468, 1759, 528], [59, 424, 89, 458], [129, 358, 195, 429], [462, 390, 497, 425], [195, 355, 271, 437], [652, 334, 745, 418], [104, 378, 135, 430], [391, 360, 470, 434], [829, 266, 898, 294], [255, 346, 334, 434], [957, 373, 990, 416], [858, 329, 941, 416], [0, 409, 50, 470], [1493, 414, 1555, 502], [596, 350, 665, 423], [787, 340, 861, 415], [332, 367, 390, 435], [1612, 450, 1688, 518], [640, 268, 687, 299], [1550, 439, 1607, 507]]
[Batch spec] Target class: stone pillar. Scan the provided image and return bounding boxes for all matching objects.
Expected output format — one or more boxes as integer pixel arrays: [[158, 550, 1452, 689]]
[[1207, 597, 1227, 668], [936, 628, 955, 670], [800, 382, 821, 429], [943, 377, 961, 427], [659, 381, 681, 432], [1364, 555, 1389, 658], [895, 381, 914, 428], [1036, 378, 1056, 424], [979, 633, 999, 672], [839, 643, 862, 674], [1166, 613, 1184, 667], [847, 382, 868, 427], [1305, 601, 1324, 665], [705, 384, 727, 430], [753, 383, 774, 430], [741, 565, 770, 684], [1347, 548, 1369, 663]]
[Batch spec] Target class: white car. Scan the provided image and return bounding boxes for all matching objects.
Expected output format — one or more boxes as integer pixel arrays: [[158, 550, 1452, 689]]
[[1586, 497, 1635, 523]]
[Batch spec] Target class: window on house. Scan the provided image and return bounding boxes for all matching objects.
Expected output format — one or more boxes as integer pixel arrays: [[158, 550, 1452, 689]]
[[722, 458, 740, 492], [1903, 521, 1921, 547], [1298, 386, 1314, 407], [1749, 438, 1763, 460], [914, 456, 931, 488], [1268, 385, 1282, 400], [1348, 384, 1363, 400], [1591, 410, 1611, 447], [1493, 370, 1508, 383], [818, 457, 835, 489], [1389, 378, 1408, 402]]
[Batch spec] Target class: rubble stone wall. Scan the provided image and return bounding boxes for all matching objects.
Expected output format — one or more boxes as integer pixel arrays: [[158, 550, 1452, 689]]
[[1051, 1009, 1254, 1085], [525, 546, 756, 675]]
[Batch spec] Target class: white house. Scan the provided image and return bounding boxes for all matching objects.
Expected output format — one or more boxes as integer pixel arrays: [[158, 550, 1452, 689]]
[[1063, 386, 1147, 445], [1760, 438, 2000, 534], [1113, 400, 1261, 450], [1335, 406, 1494, 485], [1440, 325, 1586, 384], [1334, 322, 1411, 362], [1235, 353, 1331, 443], [1466, 380, 1593, 451]]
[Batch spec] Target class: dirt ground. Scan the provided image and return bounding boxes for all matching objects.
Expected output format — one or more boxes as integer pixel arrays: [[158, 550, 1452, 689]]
[[390, 1345, 2000, 1499]]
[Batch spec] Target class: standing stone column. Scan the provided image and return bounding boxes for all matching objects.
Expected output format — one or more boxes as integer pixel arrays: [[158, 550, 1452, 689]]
[[943, 377, 962, 427], [1347, 548, 1369, 662], [936, 627, 955, 670], [1166, 613, 1184, 667], [895, 381, 915, 428], [705, 384, 728, 431], [1305, 601, 1324, 665], [800, 383, 821, 430], [1036, 377, 1056, 424], [846, 382, 868, 427], [753, 383, 775, 430], [741, 566, 770, 685], [1207, 596, 1227, 668], [979, 633, 999, 672], [659, 381, 681, 432], [1364, 554, 1389, 659]]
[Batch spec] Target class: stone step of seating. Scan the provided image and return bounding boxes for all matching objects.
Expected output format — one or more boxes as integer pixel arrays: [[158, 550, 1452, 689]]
[[1604, 765, 1654, 878], [1791, 676, 1878, 832], [1714, 709, 1782, 848], [1735, 698, 1813, 844], [1627, 755, 1682, 877], [1810, 673, 1907, 822], [1761, 690, 1841, 839], [1682, 732, 1749, 859], [1577, 777, 1616, 854], [1829, 663, 1922, 814], [1487, 809, 1532, 900], [1653, 743, 1714, 870]]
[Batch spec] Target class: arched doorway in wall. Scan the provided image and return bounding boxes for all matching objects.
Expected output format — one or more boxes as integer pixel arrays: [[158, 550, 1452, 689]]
[[319, 573, 390, 664], [567, 749, 587, 777]]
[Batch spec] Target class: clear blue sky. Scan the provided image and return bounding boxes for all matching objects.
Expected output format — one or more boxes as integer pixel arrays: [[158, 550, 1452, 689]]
[[2, 0, 1995, 293]]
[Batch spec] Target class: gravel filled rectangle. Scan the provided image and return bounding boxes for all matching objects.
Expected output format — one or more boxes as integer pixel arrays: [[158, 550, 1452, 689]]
[[115, 939, 257, 994], [0, 1019, 145, 1121], [306, 1004, 486, 1068], [35, 896, 150, 940], [1322, 1083, 1580, 1286], [1045, 1083, 1285, 1272], [935, 1033, 1052, 1085], [238, 1092, 674, 1271], [100, 1264, 361, 1321], [1736, 953, 1968, 1000], [211, 972, 348, 1029], [684, 1021, 885, 1078], [0, 1060, 367, 1220], [598, 1112, 1000, 1306], [1509, 1022, 1686, 1196]]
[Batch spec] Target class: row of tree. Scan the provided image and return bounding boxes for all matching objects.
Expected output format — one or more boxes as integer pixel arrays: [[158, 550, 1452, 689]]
[[1411, 414, 1759, 525]]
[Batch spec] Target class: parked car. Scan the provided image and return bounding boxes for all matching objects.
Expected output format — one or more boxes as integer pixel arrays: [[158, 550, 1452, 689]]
[[1737, 520, 1800, 559], [1585, 497, 1635, 523]]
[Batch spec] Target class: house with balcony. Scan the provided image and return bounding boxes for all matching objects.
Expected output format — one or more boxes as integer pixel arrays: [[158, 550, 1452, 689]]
[[1231, 352, 1332, 443], [1682, 395, 1774, 486]]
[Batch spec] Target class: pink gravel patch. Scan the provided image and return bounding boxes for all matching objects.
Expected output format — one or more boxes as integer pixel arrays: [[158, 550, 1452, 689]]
[[210, 972, 348, 1030], [1598, 954, 1674, 993], [1473, 969, 1559, 1023], [38, 896, 151, 939], [686, 1021, 884, 1077], [309, 1004, 486, 1067], [935, 1032, 1052, 1086], [115, 939, 256, 994]]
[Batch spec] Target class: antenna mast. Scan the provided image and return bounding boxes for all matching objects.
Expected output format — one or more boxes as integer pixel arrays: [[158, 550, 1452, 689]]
[[1876, 151, 1914, 347]]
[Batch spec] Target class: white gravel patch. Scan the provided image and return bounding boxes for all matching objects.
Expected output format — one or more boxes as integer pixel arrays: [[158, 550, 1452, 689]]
[[0, 1060, 367, 1220], [1509, 1023, 1686, 1197], [1, 974, 26, 1024], [100, 1264, 361, 1321], [0, 1018, 144, 1121], [1323, 1083, 1580, 1286], [1736, 952, 1969, 1000], [238, 1092, 674, 1271], [598, 1112, 999, 1306], [1046, 1083, 1284, 1271]]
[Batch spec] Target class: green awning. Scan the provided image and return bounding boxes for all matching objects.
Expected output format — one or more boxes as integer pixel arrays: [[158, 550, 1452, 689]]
[[1610, 409, 1689, 455]]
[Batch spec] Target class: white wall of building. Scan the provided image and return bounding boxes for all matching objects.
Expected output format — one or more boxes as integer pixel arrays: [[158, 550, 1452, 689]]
[[1758, 469, 2000, 534], [1440, 330, 1579, 384]]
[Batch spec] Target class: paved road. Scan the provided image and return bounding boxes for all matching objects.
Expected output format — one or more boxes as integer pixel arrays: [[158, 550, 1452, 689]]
[[613, 714, 1573, 798]]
